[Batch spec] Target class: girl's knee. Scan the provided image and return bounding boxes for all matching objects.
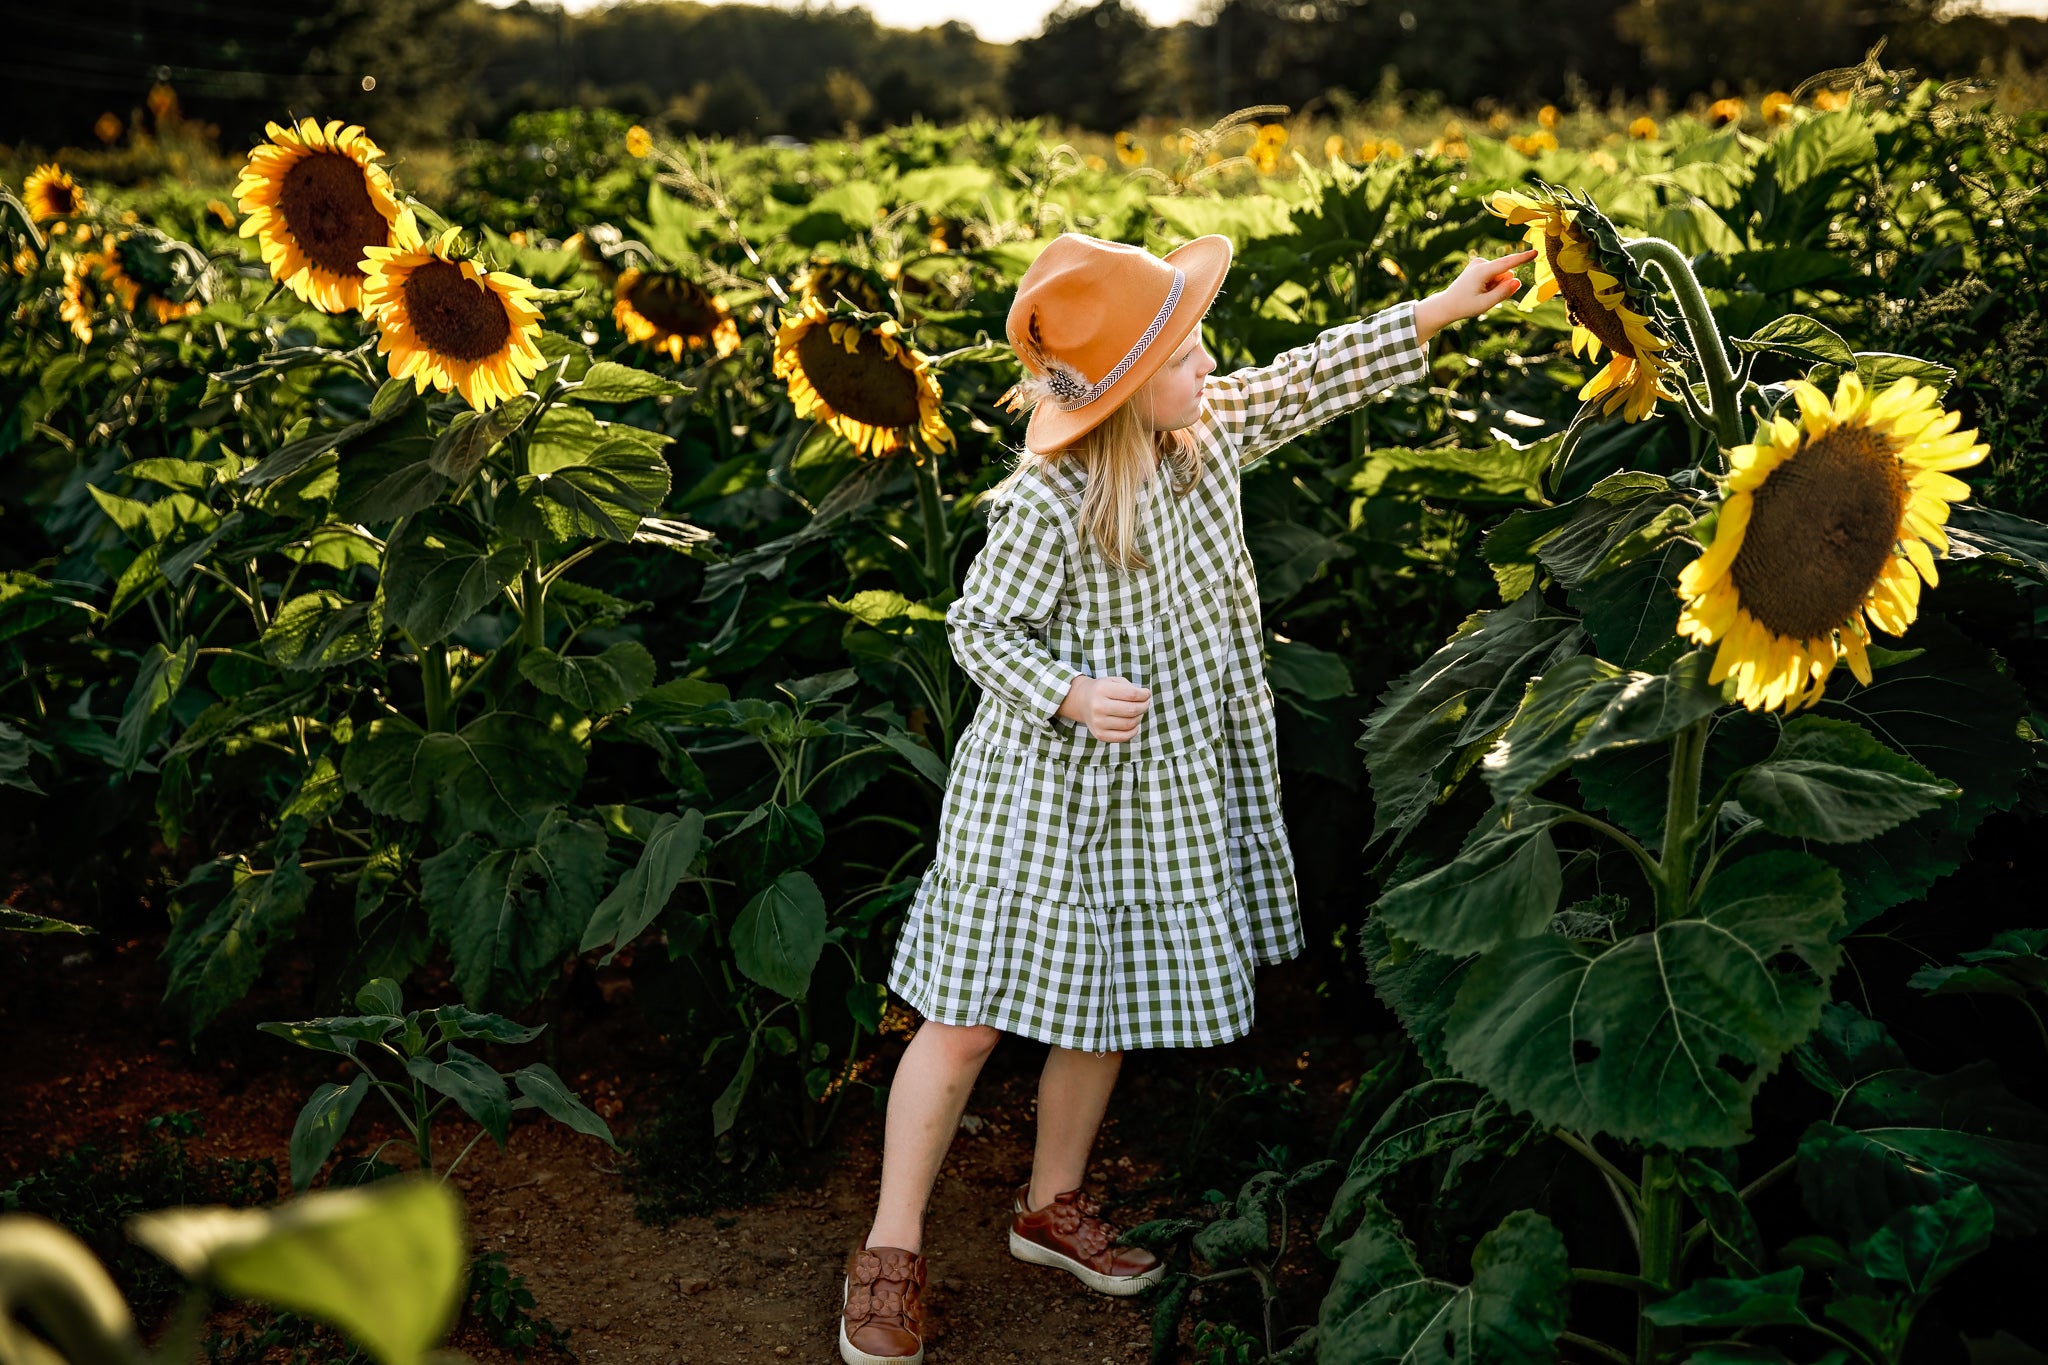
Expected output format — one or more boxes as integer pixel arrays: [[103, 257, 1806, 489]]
[[922, 1020, 1000, 1060]]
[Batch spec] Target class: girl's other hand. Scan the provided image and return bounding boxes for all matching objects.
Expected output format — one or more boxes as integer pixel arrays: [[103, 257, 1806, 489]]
[[1413, 248, 1538, 340], [1059, 674, 1152, 743]]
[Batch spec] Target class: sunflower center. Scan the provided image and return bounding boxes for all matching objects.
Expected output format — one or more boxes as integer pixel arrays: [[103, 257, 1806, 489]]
[[794, 326, 923, 430], [276, 152, 390, 277], [627, 273, 723, 338], [402, 260, 513, 363], [1728, 424, 1909, 641], [1545, 229, 1637, 359], [45, 182, 78, 215]]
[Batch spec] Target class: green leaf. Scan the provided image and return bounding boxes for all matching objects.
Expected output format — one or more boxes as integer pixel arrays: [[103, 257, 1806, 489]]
[[730, 869, 827, 999], [342, 712, 587, 845], [876, 729, 949, 788], [1361, 919, 1473, 1075], [115, 637, 198, 774], [420, 809, 609, 1008], [579, 808, 706, 962], [1318, 1078, 1489, 1255], [501, 438, 673, 543], [710, 1039, 758, 1137], [381, 507, 527, 644], [161, 850, 314, 1040], [1569, 537, 1693, 669], [404, 1046, 511, 1145], [1675, 1152, 1766, 1277], [430, 395, 536, 483], [333, 408, 450, 525], [1267, 639, 1354, 700], [1316, 1201, 1569, 1365], [1945, 502, 2048, 581], [286, 1074, 373, 1192], [1732, 314, 1857, 368], [130, 1177, 467, 1365], [1853, 351, 1956, 398], [1643, 1268, 1810, 1329], [1857, 1184, 1993, 1292], [428, 1005, 544, 1046], [1350, 438, 1554, 506], [0, 720, 42, 795], [1362, 593, 1584, 846], [1193, 1170, 1283, 1267], [256, 1015, 401, 1055], [510, 1062, 619, 1149], [518, 641, 656, 714], [1910, 928, 2048, 1000], [356, 978, 403, 1016], [1444, 851, 1844, 1147], [1736, 716, 1957, 843], [262, 591, 385, 671], [1375, 805, 1566, 955], [567, 361, 686, 404], [720, 800, 825, 891], [1766, 107, 1876, 193], [1481, 651, 1720, 807]]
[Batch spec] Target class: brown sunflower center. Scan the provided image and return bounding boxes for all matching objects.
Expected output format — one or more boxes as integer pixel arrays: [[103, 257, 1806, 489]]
[[626, 273, 724, 338], [794, 325, 923, 429], [276, 152, 390, 277], [401, 260, 512, 363], [805, 265, 885, 313], [1545, 228, 1637, 359], [43, 181, 78, 216], [1728, 423, 1909, 641]]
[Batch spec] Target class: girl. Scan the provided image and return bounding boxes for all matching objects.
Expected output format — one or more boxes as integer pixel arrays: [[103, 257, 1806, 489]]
[[840, 232, 1535, 1365]]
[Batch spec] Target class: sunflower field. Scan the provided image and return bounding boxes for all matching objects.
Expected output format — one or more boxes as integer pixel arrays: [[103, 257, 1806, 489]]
[[5, 55, 2048, 1363]]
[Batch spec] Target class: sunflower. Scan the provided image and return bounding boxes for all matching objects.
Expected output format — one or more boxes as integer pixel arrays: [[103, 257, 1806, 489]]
[[1488, 184, 1677, 422], [233, 118, 403, 314], [1676, 374, 1988, 712], [59, 252, 110, 343], [1629, 116, 1660, 140], [625, 125, 653, 159], [772, 296, 951, 458], [1115, 131, 1147, 167], [797, 258, 890, 313], [99, 235, 202, 324], [613, 267, 740, 363], [1708, 97, 1748, 128], [24, 164, 88, 223], [1538, 104, 1561, 129], [1761, 91, 1795, 124], [361, 211, 547, 411]]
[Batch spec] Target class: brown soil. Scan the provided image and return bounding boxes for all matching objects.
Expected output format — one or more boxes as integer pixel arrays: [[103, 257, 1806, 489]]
[[1, 897, 1374, 1365]]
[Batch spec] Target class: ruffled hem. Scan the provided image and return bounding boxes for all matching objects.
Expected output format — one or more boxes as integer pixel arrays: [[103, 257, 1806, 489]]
[[885, 868, 1301, 1051]]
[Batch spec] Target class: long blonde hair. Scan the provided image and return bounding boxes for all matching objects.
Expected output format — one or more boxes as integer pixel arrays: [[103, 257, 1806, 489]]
[[993, 396, 1207, 572]]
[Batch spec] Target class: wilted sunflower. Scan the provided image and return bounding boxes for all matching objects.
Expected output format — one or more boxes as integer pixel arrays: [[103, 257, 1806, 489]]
[[59, 252, 110, 343], [797, 258, 890, 313], [99, 234, 201, 325], [361, 211, 547, 411], [613, 267, 740, 363], [1676, 373, 1988, 712], [772, 296, 951, 458], [234, 118, 403, 314], [24, 164, 88, 223], [1489, 184, 1676, 422]]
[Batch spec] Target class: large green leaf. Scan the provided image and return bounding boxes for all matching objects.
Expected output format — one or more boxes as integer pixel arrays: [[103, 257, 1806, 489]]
[[510, 1062, 619, 1149], [286, 1074, 372, 1192], [115, 637, 198, 773], [719, 800, 826, 891], [1350, 438, 1554, 506], [1362, 593, 1584, 846], [1910, 928, 2048, 1000], [381, 507, 527, 643], [1643, 1268, 1810, 1329], [130, 1177, 466, 1365], [419, 809, 609, 1007], [333, 407, 449, 525], [566, 361, 686, 404], [1315, 1201, 1569, 1365], [429, 395, 536, 483], [730, 869, 827, 999], [1732, 314, 1856, 368], [578, 808, 706, 963], [1568, 536, 1693, 669], [1375, 805, 1566, 955], [1736, 716, 1956, 844], [1481, 651, 1720, 807], [262, 591, 385, 671], [501, 436, 673, 543], [1362, 919, 1473, 1075], [161, 847, 313, 1040], [342, 712, 587, 845], [518, 641, 656, 714], [1318, 1079, 1497, 1256], [1444, 851, 1844, 1147], [404, 1046, 511, 1144]]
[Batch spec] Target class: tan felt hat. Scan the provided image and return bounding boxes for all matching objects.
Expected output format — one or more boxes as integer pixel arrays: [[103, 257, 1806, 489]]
[[1003, 232, 1233, 453]]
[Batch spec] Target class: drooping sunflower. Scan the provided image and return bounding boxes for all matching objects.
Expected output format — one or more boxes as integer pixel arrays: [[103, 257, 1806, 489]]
[[612, 267, 740, 363], [797, 258, 891, 314], [100, 235, 203, 325], [233, 118, 403, 314], [360, 211, 548, 411], [1488, 184, 1677, 422], [59, 252, 110, 344], [1676, 373, 1989, 713], [772, 296, 952, 458], [24, 164, 88, 223]]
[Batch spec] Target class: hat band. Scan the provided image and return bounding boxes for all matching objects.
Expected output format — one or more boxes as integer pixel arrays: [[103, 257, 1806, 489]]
[[1045, 268, 1185, 411]]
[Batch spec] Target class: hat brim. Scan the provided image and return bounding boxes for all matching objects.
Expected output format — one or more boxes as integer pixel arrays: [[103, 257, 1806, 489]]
[[1023, 234, 1233, 455]]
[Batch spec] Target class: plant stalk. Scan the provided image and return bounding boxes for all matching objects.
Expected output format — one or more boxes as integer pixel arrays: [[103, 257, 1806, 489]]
[[520, 551, 547, 651], [420, 639, 452, 732], [913, 449, 952, 596], [1624, 237, 1744, 448]]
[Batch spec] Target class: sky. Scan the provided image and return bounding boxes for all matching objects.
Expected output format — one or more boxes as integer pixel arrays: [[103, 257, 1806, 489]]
[[489, 0, 2048, 45]]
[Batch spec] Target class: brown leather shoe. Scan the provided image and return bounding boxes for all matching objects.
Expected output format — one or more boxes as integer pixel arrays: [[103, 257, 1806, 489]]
[[1008, 1182, 1166, 1296], [840, 1245, 927, 1365]]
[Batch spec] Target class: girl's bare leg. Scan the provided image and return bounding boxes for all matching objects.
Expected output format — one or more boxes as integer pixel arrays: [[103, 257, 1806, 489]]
[[1027, 1047, 1123, 1209], [864, 1020, 1002, 1253]]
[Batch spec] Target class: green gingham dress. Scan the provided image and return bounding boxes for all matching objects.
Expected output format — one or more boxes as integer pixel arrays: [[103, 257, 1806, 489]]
[[887, 302, 1429, 1051]]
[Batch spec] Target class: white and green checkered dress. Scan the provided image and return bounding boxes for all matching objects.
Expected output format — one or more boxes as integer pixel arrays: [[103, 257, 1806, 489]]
[[888, 303, 1429, 1051]]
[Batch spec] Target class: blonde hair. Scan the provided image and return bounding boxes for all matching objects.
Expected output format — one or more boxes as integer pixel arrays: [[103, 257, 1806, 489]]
[[993, 394, 1207, 573]]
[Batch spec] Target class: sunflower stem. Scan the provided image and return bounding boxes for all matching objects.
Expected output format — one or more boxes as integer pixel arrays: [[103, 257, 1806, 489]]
[[913, 450, 953, 596], [520, 552, 547, 651], [1623, 237, 1743, 448], [414, 633, 453, 733], [1635, 1150, 1685, 1365]]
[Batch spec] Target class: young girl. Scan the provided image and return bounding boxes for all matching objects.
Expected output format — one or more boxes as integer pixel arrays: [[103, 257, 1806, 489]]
[[839, 232, 1535, 1365]]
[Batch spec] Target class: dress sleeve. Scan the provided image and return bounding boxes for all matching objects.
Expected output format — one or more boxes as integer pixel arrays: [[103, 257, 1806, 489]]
[[1202, 301, 1430, 467], [947, 490, 1077, 728]]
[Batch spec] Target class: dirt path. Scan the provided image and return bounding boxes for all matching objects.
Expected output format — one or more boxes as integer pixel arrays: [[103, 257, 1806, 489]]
[[2, 912, 1372, 1365]]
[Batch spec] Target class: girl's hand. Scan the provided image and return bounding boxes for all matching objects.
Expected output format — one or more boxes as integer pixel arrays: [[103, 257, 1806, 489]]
[[1413, 248, 1538, 341], [1058, 674, 1151, 743]]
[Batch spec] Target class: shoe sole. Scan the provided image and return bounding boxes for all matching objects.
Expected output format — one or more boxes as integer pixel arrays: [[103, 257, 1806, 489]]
[[839, 1276, 924, 1365], [1008, 1229, 1167, 1297]]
